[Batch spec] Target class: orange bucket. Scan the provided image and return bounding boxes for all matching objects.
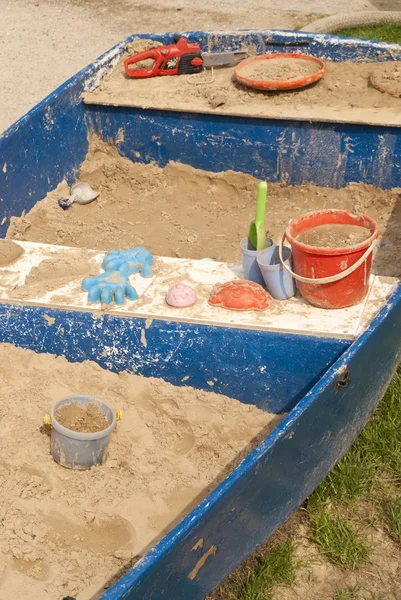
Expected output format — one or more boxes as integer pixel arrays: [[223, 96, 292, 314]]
[[279, 210, 379, 309]]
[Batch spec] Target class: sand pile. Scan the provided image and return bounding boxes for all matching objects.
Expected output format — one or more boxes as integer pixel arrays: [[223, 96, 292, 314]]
[[6, 136, 401, 277], [0, 344, 279, 600], [9, 248, 98, 302], [0, 239, 24, 267]]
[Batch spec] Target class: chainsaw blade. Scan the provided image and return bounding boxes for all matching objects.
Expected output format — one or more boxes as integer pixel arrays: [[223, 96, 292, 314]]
[[201, 50, 248, 68]]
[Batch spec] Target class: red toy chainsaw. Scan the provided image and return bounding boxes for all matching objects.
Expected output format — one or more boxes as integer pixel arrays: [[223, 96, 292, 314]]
[[124, 33, 247, 79]]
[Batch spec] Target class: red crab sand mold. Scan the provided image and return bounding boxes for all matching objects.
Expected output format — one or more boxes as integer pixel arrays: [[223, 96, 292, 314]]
[[208, 280, 271, 311]]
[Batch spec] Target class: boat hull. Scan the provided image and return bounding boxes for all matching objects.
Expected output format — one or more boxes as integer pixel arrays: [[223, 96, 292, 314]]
[[0, 28, 400, 600]]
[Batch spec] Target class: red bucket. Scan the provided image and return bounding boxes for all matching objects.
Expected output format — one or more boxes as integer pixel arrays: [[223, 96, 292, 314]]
[[279, 210, 379, 309]]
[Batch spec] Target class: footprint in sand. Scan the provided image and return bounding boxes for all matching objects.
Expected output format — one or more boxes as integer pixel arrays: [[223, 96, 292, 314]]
[[17, 466, 54, 500], [12, 556, 50, 582], [20, 465, 53, 488], [173, 426, 196, 455], [44, 512, 135, 554]]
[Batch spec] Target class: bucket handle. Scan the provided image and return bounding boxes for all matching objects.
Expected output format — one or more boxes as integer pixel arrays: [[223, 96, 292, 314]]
[[278, 233, 377, 285]]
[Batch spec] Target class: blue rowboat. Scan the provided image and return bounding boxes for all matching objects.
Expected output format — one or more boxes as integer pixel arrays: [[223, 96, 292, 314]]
[[0, 28, 400, 600]]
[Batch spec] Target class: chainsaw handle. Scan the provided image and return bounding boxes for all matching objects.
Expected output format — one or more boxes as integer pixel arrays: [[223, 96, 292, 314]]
[[124, 49, 159, 78]]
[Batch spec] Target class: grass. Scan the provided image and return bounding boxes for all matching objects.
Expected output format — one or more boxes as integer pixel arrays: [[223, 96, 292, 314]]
[[386, 496, 401, 543], [334, 586, 363, 600], [309, 508, 369, 568], [307, 446, 375, 508], [358, 368, 401, 478], [234, 539, 296, 600], [337, 25, 401, 45]]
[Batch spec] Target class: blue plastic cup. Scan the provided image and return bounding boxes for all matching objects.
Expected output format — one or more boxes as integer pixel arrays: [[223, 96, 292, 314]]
[[257, 245, 295, 300], [240, 237, 273, 286]]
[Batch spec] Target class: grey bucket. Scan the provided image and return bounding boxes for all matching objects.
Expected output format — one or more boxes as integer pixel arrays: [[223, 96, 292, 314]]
[[50, 395, 116, 470], [257, 245, 295, 300], [240, 237, 273, 286]]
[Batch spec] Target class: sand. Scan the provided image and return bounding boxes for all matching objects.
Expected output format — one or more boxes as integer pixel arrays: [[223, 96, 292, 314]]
[[0, 343, 279, 600], [371, 61, 401, 96], [0, 240, 24, 267], [55, 403, 110, 433], [239, 56, 320, 82], [8, 248, 99, 302], [83, 55, 401, 126], [296, 224, 371, 248], [6, 136, 401, 278]]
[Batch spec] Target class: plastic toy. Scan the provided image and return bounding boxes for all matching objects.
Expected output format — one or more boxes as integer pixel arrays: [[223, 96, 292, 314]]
[[166, 283, 197, 307], [208, 280, 271, 311], [103, 248, 154, 278], [82, 246, 154, 305]]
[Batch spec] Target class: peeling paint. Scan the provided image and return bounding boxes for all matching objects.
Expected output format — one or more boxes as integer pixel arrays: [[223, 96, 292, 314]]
[[191, 538, 204, 551], [115, 127, 125, 145], [333, 363, 348, 378], [140, 329, 147, 348], [43, 314, 55, 326], [188, 545, 217, 580]]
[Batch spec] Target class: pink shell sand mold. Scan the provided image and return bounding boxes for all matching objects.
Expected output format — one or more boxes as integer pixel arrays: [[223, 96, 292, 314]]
[[208, 280, 271, 312], [165, 283, 197, 308]]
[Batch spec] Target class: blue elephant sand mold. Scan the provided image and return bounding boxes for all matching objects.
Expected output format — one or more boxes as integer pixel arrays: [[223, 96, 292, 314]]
[[82, 247, 154, 305]]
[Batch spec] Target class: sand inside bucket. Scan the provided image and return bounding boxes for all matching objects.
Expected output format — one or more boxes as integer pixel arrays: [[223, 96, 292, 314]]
[[296, 224, 372, 248], [55, 402, 110, 433]]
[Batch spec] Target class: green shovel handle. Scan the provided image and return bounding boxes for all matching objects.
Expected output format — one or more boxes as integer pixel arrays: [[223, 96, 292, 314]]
[[255, 182, 267, 225]]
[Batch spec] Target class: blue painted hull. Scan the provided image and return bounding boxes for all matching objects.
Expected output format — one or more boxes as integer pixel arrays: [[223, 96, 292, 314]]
[[0, 29, 400, 600]]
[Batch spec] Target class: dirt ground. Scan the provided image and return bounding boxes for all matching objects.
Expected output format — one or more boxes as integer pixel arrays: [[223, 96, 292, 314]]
[[273, 525, 401, 600], [208, 514, 401, 600], [370, 0, 401, 9]]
